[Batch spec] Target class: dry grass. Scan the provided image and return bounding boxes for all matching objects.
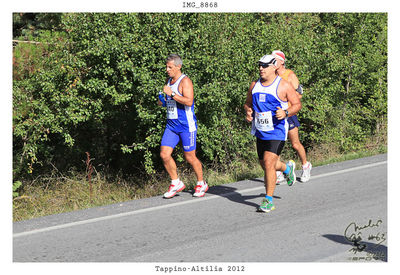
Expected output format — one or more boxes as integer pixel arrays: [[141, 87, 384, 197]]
[[13, 173, 134, 221], [12, 160, 263, 222], [13, 135, 387, 222]]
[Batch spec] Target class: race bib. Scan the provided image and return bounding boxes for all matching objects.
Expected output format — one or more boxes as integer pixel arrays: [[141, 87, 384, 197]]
[[166, 99, 178, 119], [255, 111, 274, 132]]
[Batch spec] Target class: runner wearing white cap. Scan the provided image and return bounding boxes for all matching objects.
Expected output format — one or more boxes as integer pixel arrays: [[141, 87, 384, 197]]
[[244, 54, 301, 212], [272, 50, 312, 183]]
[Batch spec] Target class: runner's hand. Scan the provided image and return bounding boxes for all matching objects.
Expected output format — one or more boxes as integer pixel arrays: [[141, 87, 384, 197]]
[[276, 107, 286, 120], [163, 85, 173, 96], [246, 108, 253, 122]]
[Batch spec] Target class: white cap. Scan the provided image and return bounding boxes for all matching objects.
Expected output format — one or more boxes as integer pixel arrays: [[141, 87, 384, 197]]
[[272, 50, 285, 63], [258, 54, 277, 65]]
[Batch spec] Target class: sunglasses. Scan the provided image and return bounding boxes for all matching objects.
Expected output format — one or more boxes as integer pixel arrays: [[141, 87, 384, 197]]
[[258, 62, 274, 68]]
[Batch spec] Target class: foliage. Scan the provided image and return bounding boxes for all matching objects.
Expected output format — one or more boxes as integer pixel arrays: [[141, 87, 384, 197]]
[[13, 181, 22, 198], [12, 13, 387, 185], [13, 13, 63, 38]]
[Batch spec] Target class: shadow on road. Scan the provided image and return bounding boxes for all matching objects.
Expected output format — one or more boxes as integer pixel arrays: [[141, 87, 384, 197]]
[[249, 177, 302, 186], [248, 178, 282, 199], [206, 181, 281, 210], [207, 185, 261, 209], [322, 234, 387, 262]]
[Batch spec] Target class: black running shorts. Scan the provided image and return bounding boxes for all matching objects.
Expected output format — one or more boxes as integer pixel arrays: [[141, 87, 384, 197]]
[[256, 138, 286, 160]]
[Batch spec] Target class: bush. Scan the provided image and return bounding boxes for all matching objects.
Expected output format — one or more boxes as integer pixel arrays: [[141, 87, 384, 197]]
[[13, 13, 387, 184]]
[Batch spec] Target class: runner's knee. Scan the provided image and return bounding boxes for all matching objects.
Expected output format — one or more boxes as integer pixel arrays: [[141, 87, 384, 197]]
[[291, 141, 302, 151], [263, 157, 277, 170], [184, 151, 197, 164], [160, 150, 172, 161]]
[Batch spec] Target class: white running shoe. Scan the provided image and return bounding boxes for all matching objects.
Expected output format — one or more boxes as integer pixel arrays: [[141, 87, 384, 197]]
[[276, 171, 285, 184], [163, 180, 185, 198], [300, 162, 312, 182], [193, 181, 209, 197]]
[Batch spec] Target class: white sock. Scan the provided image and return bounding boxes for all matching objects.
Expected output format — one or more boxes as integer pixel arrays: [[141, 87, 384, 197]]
[[171, 179, 180, 185], [197, 181, 204, 186]]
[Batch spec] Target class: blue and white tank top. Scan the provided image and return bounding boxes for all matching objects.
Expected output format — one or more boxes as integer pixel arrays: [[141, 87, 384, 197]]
[[251, 76, 289, 141], [165, 74, 197, 133]]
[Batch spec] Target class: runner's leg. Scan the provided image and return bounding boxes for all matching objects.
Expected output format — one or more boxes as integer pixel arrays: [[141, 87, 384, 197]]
[[262, 151, 279, 197], [181, 131, 203, 182], [184, 150, 203, 182], [160, 128, 180, 180], [160, 146, 178, 180], [288, 127, 307, 166]]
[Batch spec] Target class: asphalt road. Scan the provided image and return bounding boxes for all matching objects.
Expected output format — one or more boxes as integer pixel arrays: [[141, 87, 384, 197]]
[[13, 154, 387, 262]]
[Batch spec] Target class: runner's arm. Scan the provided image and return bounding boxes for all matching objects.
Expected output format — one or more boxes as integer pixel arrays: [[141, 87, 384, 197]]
[[288, 72, 302, 99], [285, 82, 301, 116], [276, 81, 301, 119], [244, 82, 256, 122], [163, 77, 194, 106], [158, 77, 170, 106]]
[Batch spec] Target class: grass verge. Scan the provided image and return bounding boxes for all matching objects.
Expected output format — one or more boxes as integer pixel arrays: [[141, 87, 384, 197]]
[[13, 142, 387, 222]]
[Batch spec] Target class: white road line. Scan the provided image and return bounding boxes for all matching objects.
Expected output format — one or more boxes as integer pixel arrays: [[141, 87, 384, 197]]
[[13, 160, 387, 238], [303, 160, 387, 181]]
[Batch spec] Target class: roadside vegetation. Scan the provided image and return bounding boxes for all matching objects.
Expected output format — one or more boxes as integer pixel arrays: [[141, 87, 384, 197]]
[[13, 138, 386, 222]]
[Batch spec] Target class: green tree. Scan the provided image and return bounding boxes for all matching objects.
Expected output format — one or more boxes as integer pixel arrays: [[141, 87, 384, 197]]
[[12, 13, 387, 187]]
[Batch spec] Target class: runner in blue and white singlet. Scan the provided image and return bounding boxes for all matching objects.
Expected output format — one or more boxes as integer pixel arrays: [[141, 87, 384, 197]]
[[159, 54, 208, 199], [244, 54, 301, 213], [251, 75, 289, 141], [165, 73, 197, 133]]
